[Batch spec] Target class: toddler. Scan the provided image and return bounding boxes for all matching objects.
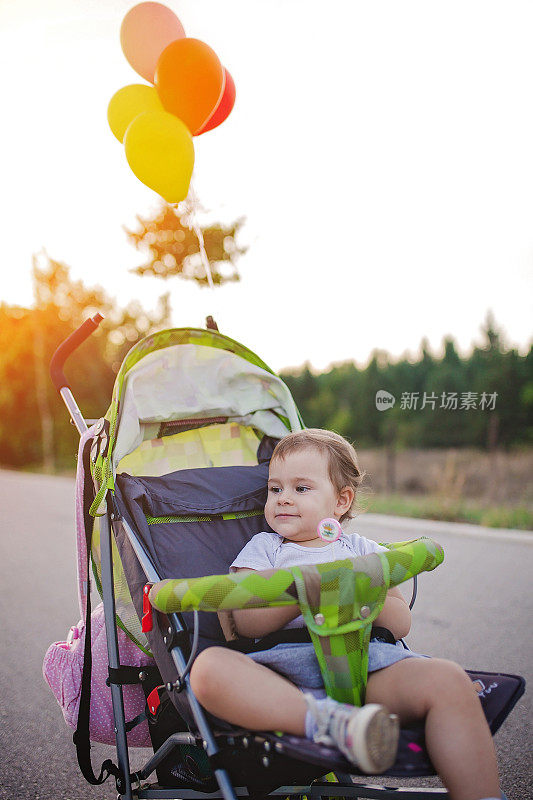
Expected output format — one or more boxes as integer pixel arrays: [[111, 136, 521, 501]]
[[190, 429, 504, 800]]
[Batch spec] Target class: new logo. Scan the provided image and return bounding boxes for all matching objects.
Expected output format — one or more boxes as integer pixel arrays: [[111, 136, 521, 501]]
[[375, 390, 396, 411]]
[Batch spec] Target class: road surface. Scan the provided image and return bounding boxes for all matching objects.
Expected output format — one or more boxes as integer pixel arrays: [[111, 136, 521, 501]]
[[0, 470, 531, 799]]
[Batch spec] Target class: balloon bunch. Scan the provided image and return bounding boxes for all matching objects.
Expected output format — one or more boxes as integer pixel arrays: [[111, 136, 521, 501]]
[[107, 2, 236, 203]]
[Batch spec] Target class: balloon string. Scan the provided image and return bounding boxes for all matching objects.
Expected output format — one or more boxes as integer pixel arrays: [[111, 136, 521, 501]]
[[192, 218, 215, 290], [187, 183, 215, 291]]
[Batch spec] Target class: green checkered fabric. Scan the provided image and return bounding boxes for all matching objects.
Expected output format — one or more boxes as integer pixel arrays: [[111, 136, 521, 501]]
[[149, 537, 444, 705], [118, 422, 263, 477]]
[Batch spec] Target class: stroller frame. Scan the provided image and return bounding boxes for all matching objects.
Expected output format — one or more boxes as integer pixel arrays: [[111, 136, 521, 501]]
[[50, 315, 523, 800]]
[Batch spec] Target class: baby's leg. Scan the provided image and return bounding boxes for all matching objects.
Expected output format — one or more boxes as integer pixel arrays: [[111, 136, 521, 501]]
[[366, 658, 500, 800], [190, 647, 307, 733], [191, 647, 400, 775]]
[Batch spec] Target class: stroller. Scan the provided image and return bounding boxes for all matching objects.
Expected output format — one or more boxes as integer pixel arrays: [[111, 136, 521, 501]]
[[48, 314, 525, 800]]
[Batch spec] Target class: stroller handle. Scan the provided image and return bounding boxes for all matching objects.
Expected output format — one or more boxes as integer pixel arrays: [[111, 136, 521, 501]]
[[50, 313, 104, 392]]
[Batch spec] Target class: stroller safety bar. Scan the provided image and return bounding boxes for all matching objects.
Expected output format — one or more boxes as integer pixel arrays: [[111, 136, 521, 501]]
[[148, 538, 443, 617]]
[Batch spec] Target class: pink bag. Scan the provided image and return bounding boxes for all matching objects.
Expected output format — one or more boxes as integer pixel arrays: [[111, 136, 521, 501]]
[[43, 428, 155, 749], [43, 602, 153, 747]]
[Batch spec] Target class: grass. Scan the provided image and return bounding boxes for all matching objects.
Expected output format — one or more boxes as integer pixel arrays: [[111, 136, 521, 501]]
[[361, 492, 533, 531]]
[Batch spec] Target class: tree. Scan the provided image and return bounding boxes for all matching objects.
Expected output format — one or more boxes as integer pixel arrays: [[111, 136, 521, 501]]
[[279, 315, 532, 451], [0, 254, 171, 470], [424, 337, 469, 447], [125, 201, 247, 287]]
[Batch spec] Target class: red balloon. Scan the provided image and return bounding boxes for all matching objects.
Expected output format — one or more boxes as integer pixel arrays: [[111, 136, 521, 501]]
[[196, 69, 236, 135]]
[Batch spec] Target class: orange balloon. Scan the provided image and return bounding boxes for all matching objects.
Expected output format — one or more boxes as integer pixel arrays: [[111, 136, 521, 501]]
[[120, 2, 185, 84], [196, 68, 236, 135], [155, 38, 224, 135]]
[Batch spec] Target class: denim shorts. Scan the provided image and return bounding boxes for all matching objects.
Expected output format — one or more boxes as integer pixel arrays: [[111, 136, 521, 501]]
[[248, 641, 426, 696]]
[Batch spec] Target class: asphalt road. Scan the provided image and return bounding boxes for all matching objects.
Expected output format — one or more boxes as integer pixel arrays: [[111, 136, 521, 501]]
[[0, 470, 531, 800]]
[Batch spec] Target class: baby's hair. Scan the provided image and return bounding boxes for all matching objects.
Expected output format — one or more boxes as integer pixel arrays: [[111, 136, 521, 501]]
[[270, 428, 365, 522]]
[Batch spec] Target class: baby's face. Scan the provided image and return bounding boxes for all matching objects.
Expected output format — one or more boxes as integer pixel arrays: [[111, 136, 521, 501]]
[[265, 448, 342, 544]]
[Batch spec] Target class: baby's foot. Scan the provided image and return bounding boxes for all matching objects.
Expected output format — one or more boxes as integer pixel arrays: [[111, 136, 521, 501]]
[[304, 694, 399, 774]]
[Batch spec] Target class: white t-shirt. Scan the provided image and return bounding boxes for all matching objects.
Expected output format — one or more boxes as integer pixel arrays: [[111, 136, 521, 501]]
[[230, 530, 387, 629]]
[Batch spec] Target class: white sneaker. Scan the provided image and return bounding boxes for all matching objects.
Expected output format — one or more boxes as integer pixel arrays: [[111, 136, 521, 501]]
[[304, 694, 399, 774]]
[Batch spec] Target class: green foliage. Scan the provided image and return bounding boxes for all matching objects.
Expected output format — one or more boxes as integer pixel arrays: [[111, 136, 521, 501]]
[[125, 202, 247, 286], [365, 493, 533, 531], [0, 255, 171, 470], [281, 313, 533, 451]]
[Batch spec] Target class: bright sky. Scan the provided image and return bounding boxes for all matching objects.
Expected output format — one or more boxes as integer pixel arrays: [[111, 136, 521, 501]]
[[1, 0, 532, 372]]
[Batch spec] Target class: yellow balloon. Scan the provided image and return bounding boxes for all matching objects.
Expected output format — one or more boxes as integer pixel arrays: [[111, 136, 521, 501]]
[[124, 110, 195, 203], [107, 84, 163, 143]]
